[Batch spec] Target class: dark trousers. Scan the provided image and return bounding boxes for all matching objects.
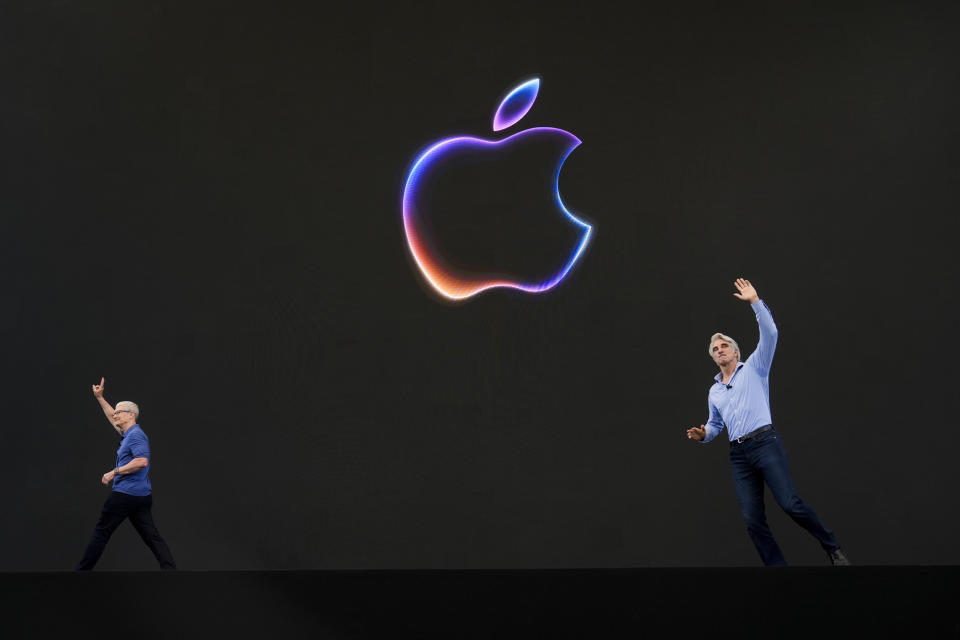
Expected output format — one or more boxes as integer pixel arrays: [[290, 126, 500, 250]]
[[729, 427, 839, 566], [76, 491, 177, 570]]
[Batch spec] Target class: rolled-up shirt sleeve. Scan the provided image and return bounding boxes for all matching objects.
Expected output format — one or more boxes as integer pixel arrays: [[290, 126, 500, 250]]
[[702, 401, 725, 443]]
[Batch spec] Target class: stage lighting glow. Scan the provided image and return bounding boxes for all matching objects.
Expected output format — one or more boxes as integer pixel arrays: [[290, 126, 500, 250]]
[[402, 79, 593, 301]]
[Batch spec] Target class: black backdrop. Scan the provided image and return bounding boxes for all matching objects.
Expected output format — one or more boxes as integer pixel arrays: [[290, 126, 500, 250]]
[[1, 1, 958, 570]]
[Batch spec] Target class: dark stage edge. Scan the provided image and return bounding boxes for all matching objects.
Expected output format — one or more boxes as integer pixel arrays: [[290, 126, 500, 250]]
[[2, 567, 957, 638]]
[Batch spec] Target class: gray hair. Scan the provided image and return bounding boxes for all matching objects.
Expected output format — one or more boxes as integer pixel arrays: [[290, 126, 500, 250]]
[[116, 400, 140, 419], [709, 333, 740, 360]]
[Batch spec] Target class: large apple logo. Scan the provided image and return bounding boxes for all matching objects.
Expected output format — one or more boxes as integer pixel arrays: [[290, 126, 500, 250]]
[[402, 78, 593, 300]]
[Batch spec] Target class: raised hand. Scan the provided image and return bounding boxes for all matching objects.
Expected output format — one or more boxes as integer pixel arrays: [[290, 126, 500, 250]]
[[92, 377, 105, 398], [686, 424, 707, 441], [732, 278, 759, 303]]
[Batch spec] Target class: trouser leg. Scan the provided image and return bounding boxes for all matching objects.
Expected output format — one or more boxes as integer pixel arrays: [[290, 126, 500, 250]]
[[759, 434, 839, 552], [76, 493, 129, 571], [128, 496, 177, 570], [730, 446, 787, 566]]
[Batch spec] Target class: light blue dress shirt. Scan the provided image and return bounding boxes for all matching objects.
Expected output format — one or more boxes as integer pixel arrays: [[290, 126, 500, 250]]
[[702, 300, 778, 443]]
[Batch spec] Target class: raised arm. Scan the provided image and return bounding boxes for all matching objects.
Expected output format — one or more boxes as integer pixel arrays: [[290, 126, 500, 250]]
[[732, 277, 759, 304], [92, 377, 122, 435], [734, 278, 778, 374]]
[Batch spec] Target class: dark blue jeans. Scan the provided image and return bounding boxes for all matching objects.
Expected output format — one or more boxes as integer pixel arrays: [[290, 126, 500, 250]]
[[76, 491, 177, 570], [729, 427, 838, 566]]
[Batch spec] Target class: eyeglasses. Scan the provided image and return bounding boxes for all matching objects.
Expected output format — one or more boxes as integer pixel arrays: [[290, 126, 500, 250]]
[[112, 409, 134, 417]]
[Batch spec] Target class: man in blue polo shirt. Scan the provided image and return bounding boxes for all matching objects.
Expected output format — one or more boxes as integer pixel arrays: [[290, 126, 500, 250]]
[[76, 378, 177, 570], [686, 278, 849, 566]]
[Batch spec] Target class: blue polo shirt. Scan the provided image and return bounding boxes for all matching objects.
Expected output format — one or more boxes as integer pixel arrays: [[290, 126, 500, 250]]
[[702, 300, 779, 443], [114, 424, 152, 496]]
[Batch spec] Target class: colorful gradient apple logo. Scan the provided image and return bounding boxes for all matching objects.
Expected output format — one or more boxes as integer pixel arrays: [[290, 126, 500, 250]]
[[402, 78, 593, 300]]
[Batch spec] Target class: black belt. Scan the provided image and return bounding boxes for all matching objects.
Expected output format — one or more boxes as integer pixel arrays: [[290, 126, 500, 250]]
[[729, 425, 773, 446]]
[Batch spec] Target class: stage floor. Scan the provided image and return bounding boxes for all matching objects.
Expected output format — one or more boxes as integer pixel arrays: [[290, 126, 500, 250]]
[[1, 567, 956, 638]]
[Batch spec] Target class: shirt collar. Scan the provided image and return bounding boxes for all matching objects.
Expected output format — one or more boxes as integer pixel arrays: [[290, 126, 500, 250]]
[[122, 424, 141, 438], [714, 362, 744, 384]]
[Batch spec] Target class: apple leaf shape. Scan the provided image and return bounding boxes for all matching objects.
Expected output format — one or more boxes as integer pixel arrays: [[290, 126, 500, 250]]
[[492, 78, 540, 132]]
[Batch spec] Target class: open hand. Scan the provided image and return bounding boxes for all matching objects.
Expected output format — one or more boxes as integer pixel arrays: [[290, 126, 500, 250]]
[[92, 377, 105, 398], [732, 278, 759, 303], [686, 425, 706, 441]]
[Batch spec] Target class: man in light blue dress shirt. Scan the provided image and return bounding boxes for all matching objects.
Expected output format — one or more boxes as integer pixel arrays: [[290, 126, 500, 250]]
[[687, 278, 849, 566]]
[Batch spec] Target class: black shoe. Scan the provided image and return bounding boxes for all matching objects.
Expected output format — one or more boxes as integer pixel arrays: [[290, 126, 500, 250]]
[[828, 548, 851, 566]]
